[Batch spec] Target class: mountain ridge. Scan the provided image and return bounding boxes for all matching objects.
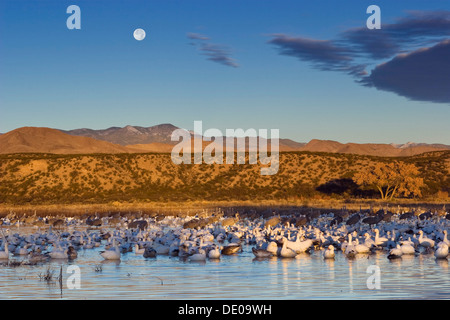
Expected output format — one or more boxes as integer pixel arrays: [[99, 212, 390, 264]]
[[0, 125, 449, 156]]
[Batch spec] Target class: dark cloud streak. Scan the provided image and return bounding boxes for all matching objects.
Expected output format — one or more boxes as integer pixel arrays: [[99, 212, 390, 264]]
[[268, 34, 367, 77], [187, 32, 210, 41], [340, 11, 450, 60], [187, 32, 238, 68]]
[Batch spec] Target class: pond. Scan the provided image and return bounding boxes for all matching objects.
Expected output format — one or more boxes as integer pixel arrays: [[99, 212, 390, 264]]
[[0, 225, 448, 300]]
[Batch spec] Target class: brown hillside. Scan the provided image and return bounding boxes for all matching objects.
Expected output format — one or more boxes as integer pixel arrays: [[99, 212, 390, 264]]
[[0, 151, 448, 204], [126, 142, 175, 153], [127, 138, 297, 153], [0, 127, 131, 154], [301, 139, 344, 153]]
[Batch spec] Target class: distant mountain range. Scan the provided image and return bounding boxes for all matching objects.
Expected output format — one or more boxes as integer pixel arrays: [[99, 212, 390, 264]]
[[0, 124, 449, 156], [61, 124, 180, 146], [299, 139, 450, 157]]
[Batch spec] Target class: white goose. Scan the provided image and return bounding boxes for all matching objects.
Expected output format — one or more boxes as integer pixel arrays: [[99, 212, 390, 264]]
[[0, 242, 9, 259], [374, 229, 388, 248], [344, 234, 357, 258], [189, 248, 207, 261], [442, 230, 450, 247], [286, 235, 313, 254], [264, 241, 278, 255], [208, 246, 221, 259], [363, 233, 376, 249], [388, 244, 403, 259], [100, 239, 121, 260], [49, 246, 69, 259], [400, 240, 416, 255], [134, 244, 145, 255], [279, 238, 296, 258], [354, 238, 370, 254], [418, 230, 435, 249], [435, 242, 449, 259], [323, 245, 335, 259]]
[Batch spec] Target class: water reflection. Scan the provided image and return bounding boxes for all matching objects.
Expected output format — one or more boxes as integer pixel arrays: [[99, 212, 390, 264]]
[[324, 258, 335, 281], [436, 259, 448, 270], [100, 260, 121, 267], [387, 258, 403, 267], [347, 259, 354, 293], [400, 255, 415, 266]]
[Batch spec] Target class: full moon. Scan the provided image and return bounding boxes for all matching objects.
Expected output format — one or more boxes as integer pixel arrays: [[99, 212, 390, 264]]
[[133, 28, 146, 41]]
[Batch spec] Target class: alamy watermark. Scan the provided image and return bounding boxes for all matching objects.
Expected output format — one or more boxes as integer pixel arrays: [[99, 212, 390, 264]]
[[66, 5, 81, 30], [170, 121, 279, 175], [367, 5, 381, 30], [65, 4, 381, 31], [66, 265, 81, 289], [366, 265, 381, 289]]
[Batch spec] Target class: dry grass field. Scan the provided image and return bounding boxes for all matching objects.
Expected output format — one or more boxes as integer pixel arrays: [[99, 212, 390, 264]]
[[0, 150, 448, 215]]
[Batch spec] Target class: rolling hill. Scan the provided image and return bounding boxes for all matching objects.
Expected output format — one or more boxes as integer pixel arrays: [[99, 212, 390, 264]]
[[0, 127, 131, 154], [0, 150, 448, 204]]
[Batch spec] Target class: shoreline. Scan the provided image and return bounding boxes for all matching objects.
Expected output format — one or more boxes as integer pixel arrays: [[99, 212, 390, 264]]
[[0, 198, 447, 217]]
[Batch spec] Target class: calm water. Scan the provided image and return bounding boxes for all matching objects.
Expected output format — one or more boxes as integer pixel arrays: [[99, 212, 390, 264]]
[[0, 226, 449, 300]]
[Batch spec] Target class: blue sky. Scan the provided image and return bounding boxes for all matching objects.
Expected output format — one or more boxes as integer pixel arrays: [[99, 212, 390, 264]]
[[0, 0, 449, 144]]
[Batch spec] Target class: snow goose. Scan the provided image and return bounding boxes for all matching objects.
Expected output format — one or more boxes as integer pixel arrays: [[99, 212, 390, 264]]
[[388, 244, 403, 259], [279, 238, 296, 258], [418, 230, 435, 249], [49, 246, 68, 259], [354, 239, 371, 254], [134, 244, 145, 255], [265, 241, 278, 255], [189, 248, 207, 261], [344, 234, 357, 258], [363, 233, 376, 249], [323, 245, 335, 259], [440, 230, 450, 247], [0, 242, 9, 259], [100, 239, 121, 260], [374, 229, 388, 247], [287, 235, 313, 254], [341, 234, 351, 253], [435, 242, 449, 259], [208, 246, 221, 259], [400, 240, 416, 255]]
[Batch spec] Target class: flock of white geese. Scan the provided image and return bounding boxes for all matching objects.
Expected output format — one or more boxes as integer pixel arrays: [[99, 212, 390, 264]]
[[0, 207, 449, 265]]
